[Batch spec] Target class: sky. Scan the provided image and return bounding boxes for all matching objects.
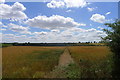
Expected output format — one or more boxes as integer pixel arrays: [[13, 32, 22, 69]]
[[0, 0, 118, 43]]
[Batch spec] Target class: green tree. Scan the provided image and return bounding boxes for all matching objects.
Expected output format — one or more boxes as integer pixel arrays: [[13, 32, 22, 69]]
[[103, 19, 120, 78]]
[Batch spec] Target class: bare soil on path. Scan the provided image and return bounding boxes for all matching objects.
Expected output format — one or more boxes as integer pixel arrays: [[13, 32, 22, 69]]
[[58, 48, 74, 67], [44, 48, 74, 78]]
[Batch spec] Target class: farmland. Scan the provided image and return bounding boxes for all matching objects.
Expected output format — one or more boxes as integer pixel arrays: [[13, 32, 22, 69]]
[[2, 46, 112, 78], [68, 46, 113, 78], [2, 46, 65, 78]]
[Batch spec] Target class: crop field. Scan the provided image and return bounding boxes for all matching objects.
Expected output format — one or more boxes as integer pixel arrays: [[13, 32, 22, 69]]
[[68, 46, 111, 62], [68, 46, 113, 78], [2, 46, 113, 78], [2, 46, 65, 78]]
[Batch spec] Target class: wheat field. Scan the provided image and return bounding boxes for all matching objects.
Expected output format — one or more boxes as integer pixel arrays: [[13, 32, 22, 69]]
[[2, 46, 112, 78], [2, 46, 65, 78], [68, 46, 112, 78]]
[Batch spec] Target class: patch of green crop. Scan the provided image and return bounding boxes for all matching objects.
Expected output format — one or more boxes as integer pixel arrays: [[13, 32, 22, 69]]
[[1, 43, 13, 48], [65, 63, 81, 78]]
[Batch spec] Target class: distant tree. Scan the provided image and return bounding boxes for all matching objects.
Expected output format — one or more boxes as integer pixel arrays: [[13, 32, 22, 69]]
[[78, 41, 81, 43], [85, 42, 88, 44], [13, 42, 18, 46], [102, 19, 120, 78], [93, 41, 96, 43], [98, 41, 102, 43]]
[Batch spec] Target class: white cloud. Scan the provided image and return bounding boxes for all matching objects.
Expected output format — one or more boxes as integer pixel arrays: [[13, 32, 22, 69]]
[[47, 0, 88, 8], [58, 27, 107, 42], [25, 15, 86, 30], [2, 34, 28, 43], [0, 22, 2, 25], [98, 26, 104, 30], [90, 14, 106, 23], [87, 7, 95, 12], [47, 0, 65, 8], [33, 31, 48, 35], [45, 27, 106, 42], [66, 9, 72, 12], [0, 2, 27, 20], [0, 28, 6, 31], [0, 0, 5, 3], [105, 12, 111, 15], [0, 21, 7, 31], [1, 27, 107, 43], [64, 0, 87, 8], [9, 23, 31, 34], [12, 2, 26, 11], [87, 7, 97, 12], [0, 22, 7, 28], [51, 29, 60, 33], [86, 28, 97, 32]]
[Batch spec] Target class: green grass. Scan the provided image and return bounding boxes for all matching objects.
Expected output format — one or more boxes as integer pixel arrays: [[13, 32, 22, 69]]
[[0, 43, 13, 48], [64, 63, 81, 78]]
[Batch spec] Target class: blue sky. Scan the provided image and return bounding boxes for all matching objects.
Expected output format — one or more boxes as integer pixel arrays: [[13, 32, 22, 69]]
[[0, 0, 118, 43]]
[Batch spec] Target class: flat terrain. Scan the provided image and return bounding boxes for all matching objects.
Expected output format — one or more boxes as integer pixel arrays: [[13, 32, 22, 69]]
[[58, 48, 74, 67], [68, 46, 112, 78], [68, 46, 111, 62], [2, 46, 112, 78], [45, 48, 75, 78], [2, 46, 64, 78]]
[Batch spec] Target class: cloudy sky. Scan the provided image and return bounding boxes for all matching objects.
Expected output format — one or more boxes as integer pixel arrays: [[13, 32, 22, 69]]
[[0, 0, 118, 43]]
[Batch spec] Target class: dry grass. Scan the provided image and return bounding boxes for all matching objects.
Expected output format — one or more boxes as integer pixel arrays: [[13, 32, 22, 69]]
[[68, 46, 110, 63], [68, 46, 112, 78], [2, 46, 113, 78], [2, 46, 65, 78]]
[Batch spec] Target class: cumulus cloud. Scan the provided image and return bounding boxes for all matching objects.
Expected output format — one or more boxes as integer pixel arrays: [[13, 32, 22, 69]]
[[105, 12, 111, 15], [51, 29, 60, 33], [1, 27, 107, 43], [25, 15, 86, 30], [33, 31, 48, 35], [57, 27, 107, 42], [47, 0, 65, 8], [0, 2, 27, 20], [46, 27, 106, 42], [90, 14, 106, 23], [0, 21, 7, 31], [47, 0, 88, 8], [9, 23, 31, 34], [87, 7, 95, 12], [2, 34, 29, 43]]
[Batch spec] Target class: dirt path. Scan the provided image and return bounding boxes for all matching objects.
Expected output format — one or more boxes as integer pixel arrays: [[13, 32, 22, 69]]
[[58, 48, 74, 67], [44, 48, 74, 78]]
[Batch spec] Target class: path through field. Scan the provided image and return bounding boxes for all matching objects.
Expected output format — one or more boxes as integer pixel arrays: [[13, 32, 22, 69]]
[[44, 48, 75, 78], [58, 48, 74, 67]]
